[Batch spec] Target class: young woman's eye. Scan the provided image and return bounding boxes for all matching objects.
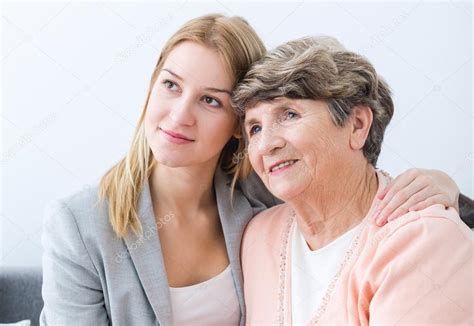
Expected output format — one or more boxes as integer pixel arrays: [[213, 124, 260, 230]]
[[202, 96, 221, 107], [162, 79, 179, 91], [248, 125, 262, 137]]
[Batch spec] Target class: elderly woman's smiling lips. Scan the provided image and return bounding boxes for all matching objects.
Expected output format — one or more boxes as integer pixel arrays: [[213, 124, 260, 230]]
[[267, 159, 299, 176]]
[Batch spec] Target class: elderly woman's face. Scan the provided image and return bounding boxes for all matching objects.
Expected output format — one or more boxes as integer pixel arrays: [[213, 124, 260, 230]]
[[244, 97, 352, 200]]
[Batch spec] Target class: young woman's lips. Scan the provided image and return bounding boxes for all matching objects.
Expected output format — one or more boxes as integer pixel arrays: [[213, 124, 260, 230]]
[[160, 128, 194, 145]]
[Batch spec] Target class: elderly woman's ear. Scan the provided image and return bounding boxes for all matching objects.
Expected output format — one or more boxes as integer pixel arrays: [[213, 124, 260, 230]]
[[349, 105, 373, 151]]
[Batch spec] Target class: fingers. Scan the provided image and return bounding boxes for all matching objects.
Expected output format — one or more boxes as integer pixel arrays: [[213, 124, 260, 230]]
[[407, 194, 445, 213], [377, 168, 418, 200], [376, 168, 417, 204], [375, 173, 424, 225], [384, 188, 433, 222], [377, 175, 397, 200]]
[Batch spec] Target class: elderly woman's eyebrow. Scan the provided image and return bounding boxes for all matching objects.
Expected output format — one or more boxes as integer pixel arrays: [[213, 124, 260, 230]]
[[244, 102, 296, 128], [245, 116, 259, 129]]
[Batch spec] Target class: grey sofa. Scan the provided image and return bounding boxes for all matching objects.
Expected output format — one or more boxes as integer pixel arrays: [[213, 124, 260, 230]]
[[0, 267, 43, 326]]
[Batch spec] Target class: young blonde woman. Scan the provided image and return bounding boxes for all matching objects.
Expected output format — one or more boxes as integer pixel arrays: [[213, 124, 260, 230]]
[[40, 14, 469, 326]]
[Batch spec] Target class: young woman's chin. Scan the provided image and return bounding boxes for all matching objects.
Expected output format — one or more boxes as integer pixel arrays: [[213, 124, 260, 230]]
[[151, 147, 222, 169], [150, 148, 194, 168]]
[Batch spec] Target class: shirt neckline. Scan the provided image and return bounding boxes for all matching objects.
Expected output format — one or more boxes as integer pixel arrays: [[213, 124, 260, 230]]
[[169, 264, 231, 292]]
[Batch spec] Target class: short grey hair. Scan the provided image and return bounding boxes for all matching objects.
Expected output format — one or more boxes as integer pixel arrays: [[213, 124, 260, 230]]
[[232, 35, 394, 166]]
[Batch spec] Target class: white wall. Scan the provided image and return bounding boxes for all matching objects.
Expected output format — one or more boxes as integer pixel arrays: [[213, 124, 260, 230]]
[[1, 0, 472, 267]]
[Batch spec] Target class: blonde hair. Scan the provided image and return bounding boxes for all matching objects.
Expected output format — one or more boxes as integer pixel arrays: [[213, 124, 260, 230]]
[[99, 14, 266, 239]]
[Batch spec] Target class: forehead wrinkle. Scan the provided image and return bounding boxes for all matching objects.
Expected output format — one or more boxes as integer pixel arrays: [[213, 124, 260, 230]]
[[245, 99, 296, 121]]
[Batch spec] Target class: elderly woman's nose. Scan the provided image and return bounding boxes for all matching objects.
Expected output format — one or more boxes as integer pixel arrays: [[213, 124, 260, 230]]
[[169, 95, 195, 126], [256, 124, 285, 155]]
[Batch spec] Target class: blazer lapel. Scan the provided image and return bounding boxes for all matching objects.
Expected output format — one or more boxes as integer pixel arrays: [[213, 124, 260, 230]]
[[214, 167, 254, 326], [123, 179, 172, 325], [123, 169, 254, 326]]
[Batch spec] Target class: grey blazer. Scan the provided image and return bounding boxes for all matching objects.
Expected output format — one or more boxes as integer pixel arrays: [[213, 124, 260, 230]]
[[39, 167, 279, 326]]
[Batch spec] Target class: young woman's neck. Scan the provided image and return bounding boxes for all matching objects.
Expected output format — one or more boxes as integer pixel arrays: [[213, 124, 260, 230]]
[[149, 159, 219, 218]]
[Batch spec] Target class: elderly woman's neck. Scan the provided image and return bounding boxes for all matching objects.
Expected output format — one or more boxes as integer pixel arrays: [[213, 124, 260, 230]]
[[290, 164, 379, 251]]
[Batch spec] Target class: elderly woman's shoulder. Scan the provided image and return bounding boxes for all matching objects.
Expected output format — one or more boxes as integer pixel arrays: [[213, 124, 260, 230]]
[[243, 203, 292, 239], [373, 204, 473, 248]]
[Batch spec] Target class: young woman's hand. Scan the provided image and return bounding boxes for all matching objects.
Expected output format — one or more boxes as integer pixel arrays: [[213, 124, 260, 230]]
[[374, 168, 460, 226]]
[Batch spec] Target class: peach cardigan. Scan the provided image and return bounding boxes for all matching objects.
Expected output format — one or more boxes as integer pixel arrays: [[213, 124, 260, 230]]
[[241, 170, 474, 325]]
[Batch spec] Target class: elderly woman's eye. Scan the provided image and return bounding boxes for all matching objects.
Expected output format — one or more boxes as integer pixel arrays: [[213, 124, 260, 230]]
[[202, 96, 221, 108], [249, 125, 262, 136], [285, 111, 299, 120]]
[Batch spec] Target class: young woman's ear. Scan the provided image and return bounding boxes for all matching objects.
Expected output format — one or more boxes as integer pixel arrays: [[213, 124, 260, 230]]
[[233, 130, 242, 139], [349, 105, 373, 150], [232, 120, 243, 139]]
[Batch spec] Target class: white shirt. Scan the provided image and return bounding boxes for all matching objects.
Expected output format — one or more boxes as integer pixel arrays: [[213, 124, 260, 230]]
[[291, 223, 360, 325], [169, 265, 240, 325]]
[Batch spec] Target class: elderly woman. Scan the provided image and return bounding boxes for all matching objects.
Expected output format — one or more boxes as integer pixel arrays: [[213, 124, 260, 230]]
[[233, 37, 473, 325]]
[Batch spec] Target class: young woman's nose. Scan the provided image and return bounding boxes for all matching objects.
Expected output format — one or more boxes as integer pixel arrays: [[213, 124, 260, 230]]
[[169, 94, 195, 126]]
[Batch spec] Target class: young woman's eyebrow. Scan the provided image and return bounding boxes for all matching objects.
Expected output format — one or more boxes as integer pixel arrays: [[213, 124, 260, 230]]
[[162, 68, 231, 95], [204, 87, 232, 95], [162, 68, 183, 80]]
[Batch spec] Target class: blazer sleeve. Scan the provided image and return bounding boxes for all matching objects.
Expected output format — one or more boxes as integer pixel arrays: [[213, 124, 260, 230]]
[[39, 199, 109, 326], [239, 171, 283, 215], [367, 208, 474, 324]]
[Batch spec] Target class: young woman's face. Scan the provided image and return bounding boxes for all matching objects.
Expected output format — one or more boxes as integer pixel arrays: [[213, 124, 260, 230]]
[[145, 41, 238, 168]]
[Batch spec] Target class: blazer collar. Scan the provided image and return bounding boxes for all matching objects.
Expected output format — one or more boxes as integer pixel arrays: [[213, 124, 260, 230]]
[[214, 167, 254, 325], [123, 178, 171, 325], [124, 167, 253, 325]]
